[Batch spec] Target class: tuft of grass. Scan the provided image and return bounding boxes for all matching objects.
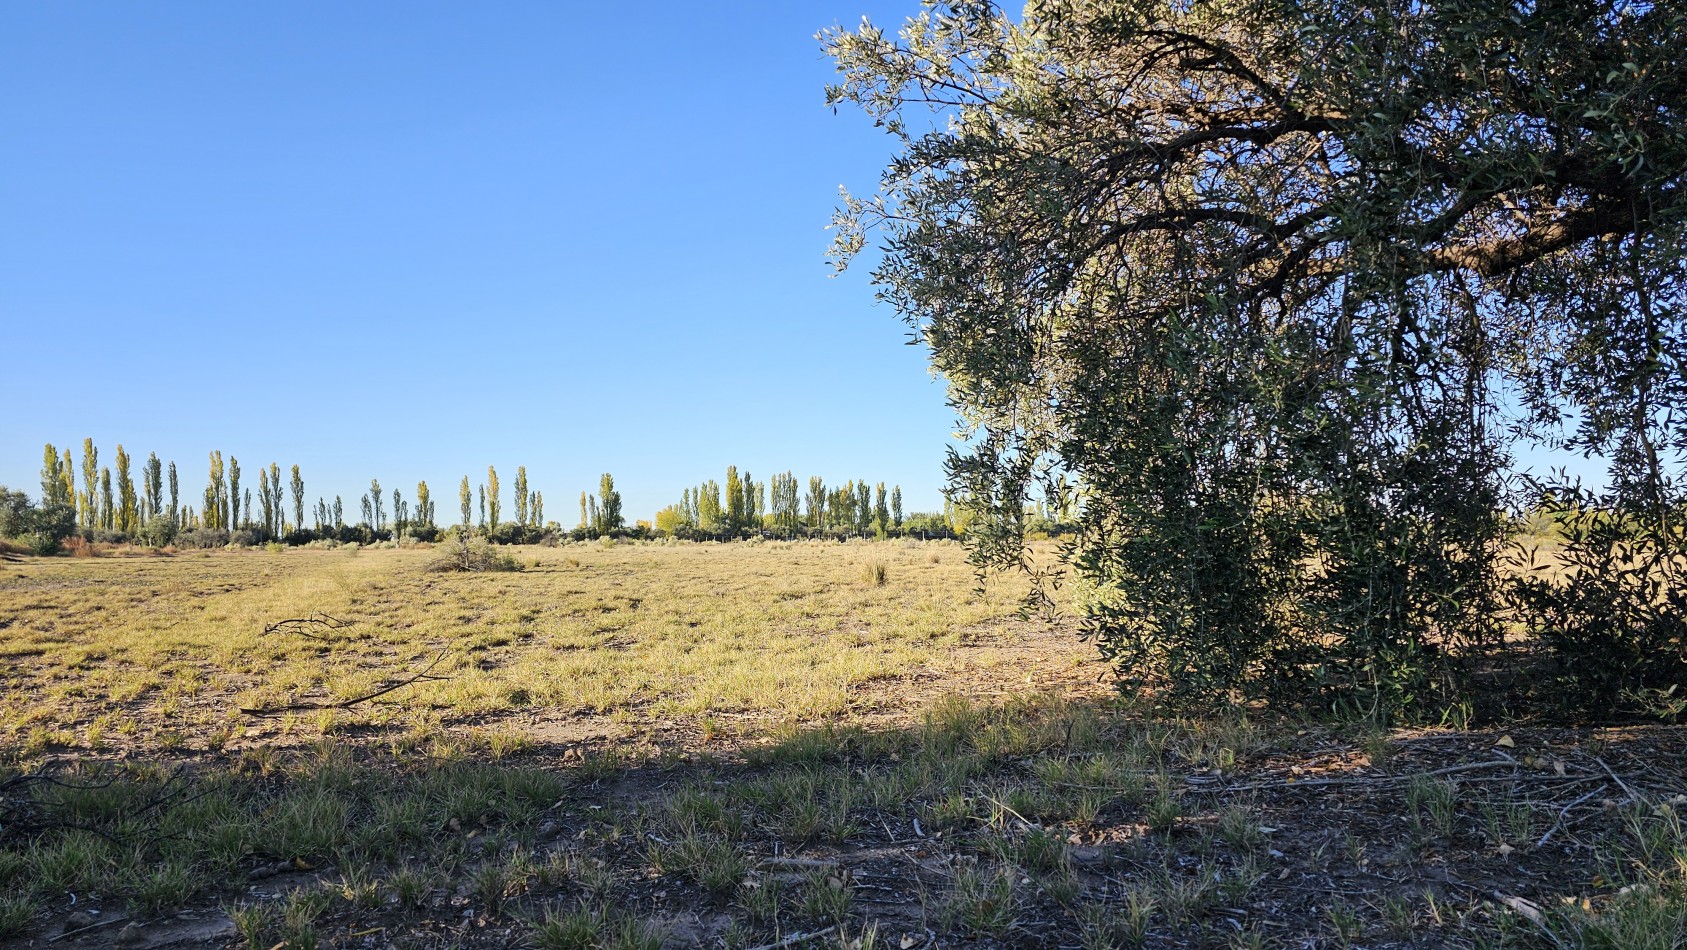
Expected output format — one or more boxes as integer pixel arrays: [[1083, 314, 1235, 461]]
[[0, 896, 36, 939], [862, 561, 888, 586], [943, 866, 1019, 937]]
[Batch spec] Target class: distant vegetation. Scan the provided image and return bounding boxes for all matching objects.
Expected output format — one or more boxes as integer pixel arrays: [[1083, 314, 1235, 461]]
[[1, 441, 1068, 555]]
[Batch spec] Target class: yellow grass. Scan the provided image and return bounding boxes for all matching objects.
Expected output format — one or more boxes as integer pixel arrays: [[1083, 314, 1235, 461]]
[[0, 540, 1096, 757]]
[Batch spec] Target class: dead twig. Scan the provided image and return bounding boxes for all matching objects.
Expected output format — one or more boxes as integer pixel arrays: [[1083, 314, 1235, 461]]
[[239, 649, 450, 716], [745, 927, 841, 950], [1537, 785, 1606, 848], [262, 612, 357, 641], [49, 914, 128, 943], [1190, 759, 1553, 792]]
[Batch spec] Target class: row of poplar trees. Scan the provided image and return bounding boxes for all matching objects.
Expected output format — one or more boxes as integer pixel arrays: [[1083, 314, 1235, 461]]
[[656, 466, 903, 537]]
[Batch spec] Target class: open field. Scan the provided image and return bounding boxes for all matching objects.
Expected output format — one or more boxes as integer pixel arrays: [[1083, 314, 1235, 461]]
[[0, 541, 1096, 759], [1, 542, 1685, 948]]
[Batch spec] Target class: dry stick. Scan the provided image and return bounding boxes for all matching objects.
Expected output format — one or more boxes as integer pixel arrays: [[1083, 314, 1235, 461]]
[[1594, 756, 1645, 804], [239, 649, 449, 716], [1187, 762, 1545, 793], [262, 612, 357, 641], [1537, 785, 1606, 849], [745, 927, 840, 950], [48, 915, 128, 943]]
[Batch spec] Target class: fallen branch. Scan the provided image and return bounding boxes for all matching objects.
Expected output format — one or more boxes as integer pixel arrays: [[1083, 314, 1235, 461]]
[[49, 915, 128, 943], [262, 612, 357, 641], [745, 927, 841, 950], [240, 649, 449, 716], [1537, 785, 1606, 848], [1188, 759, 1598, 793]]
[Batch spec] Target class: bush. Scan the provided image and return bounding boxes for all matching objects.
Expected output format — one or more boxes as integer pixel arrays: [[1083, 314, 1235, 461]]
[[172, 527, 229, 550], [139, 516, 177, 548], [227, 529, 262, 547], [1509, 493, 1687, 717], [427, 534, 522, 573], [20, 504, 75, 556]]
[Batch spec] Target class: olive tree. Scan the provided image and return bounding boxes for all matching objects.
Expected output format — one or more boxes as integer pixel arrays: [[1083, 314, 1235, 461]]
[[826, 0, 1687, 715]]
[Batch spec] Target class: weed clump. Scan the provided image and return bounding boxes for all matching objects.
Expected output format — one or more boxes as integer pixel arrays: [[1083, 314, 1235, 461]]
[[428, 534, 522, 573]]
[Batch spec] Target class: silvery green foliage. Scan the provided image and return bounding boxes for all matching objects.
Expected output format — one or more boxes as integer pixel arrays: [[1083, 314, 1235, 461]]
[[826, 0, 1687, 715]]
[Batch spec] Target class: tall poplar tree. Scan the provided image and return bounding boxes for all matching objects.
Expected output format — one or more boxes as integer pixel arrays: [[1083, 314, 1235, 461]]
[[891, 485, 903, 530], [806, 477, 826, 530], [459, 477, 472, 529], [514, 466, 529, 527], [486, 466, 500, 531], [370, 479, 384, 531], [725, 466, 744, 533], [289, 465, 305, 534], [226, 457, 241, 530], [167, 461, 179, 529], [115, 445, 138, 533], [60, 449, 75, 513], [206, 452, 226, 530], [874, 482, 889, 537], [99, 467, 114, 530], [416, 481, 434, 529], [143, 453, 163, 524], [598, 474, 623, 534], [80, 439, 99, 527], [41, 444, 70, 508], [258, 468, 275, 537]]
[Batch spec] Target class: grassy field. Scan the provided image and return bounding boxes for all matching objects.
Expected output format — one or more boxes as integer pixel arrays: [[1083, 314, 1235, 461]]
[[1, 541, 1684, 948]]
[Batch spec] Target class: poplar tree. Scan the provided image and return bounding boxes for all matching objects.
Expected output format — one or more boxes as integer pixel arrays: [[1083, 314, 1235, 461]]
[[874, 483, 890, 537], [99, 468, 114, 530], [167, 462, 179, 529], [532, 491, 542, 526], [242, 488, 251, 530], [598, 474, 623, 534], [370, 479, 384, 531], [115, 446, 138, 533], [416, 481, 434, 528], [41, 444, 70, 508], [259, 468, 276, 536], [891, 485, 903, 530], [206, 452, 226, 530], [290, 465, 305, 534], [579, 492, 588, 531], [265, 463, 283, 535], [478, 485, 486, 530], [855, 481, 872, 535], [227, 457, 241, 530], [514, 466, 529, 527], [392, 488, 403, 540], [143, 453, 163, 523], [459, 477, 472, 529], [80, 439, 99, 527], [486, 467, 501, 531], [806, 477, 826, 530], [60, 449, 75, 513], [361, 494, 373, 529], [333, 496, 344, 530], [725, 466, 744, 533]]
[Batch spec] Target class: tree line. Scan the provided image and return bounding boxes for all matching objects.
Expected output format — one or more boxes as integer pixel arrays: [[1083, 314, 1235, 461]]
[[653, 465, 967, 540], [0, 442, 988, 552]]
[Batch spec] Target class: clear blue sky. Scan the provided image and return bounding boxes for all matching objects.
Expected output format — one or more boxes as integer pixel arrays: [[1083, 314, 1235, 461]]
[[0, 2, 956, 522]]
